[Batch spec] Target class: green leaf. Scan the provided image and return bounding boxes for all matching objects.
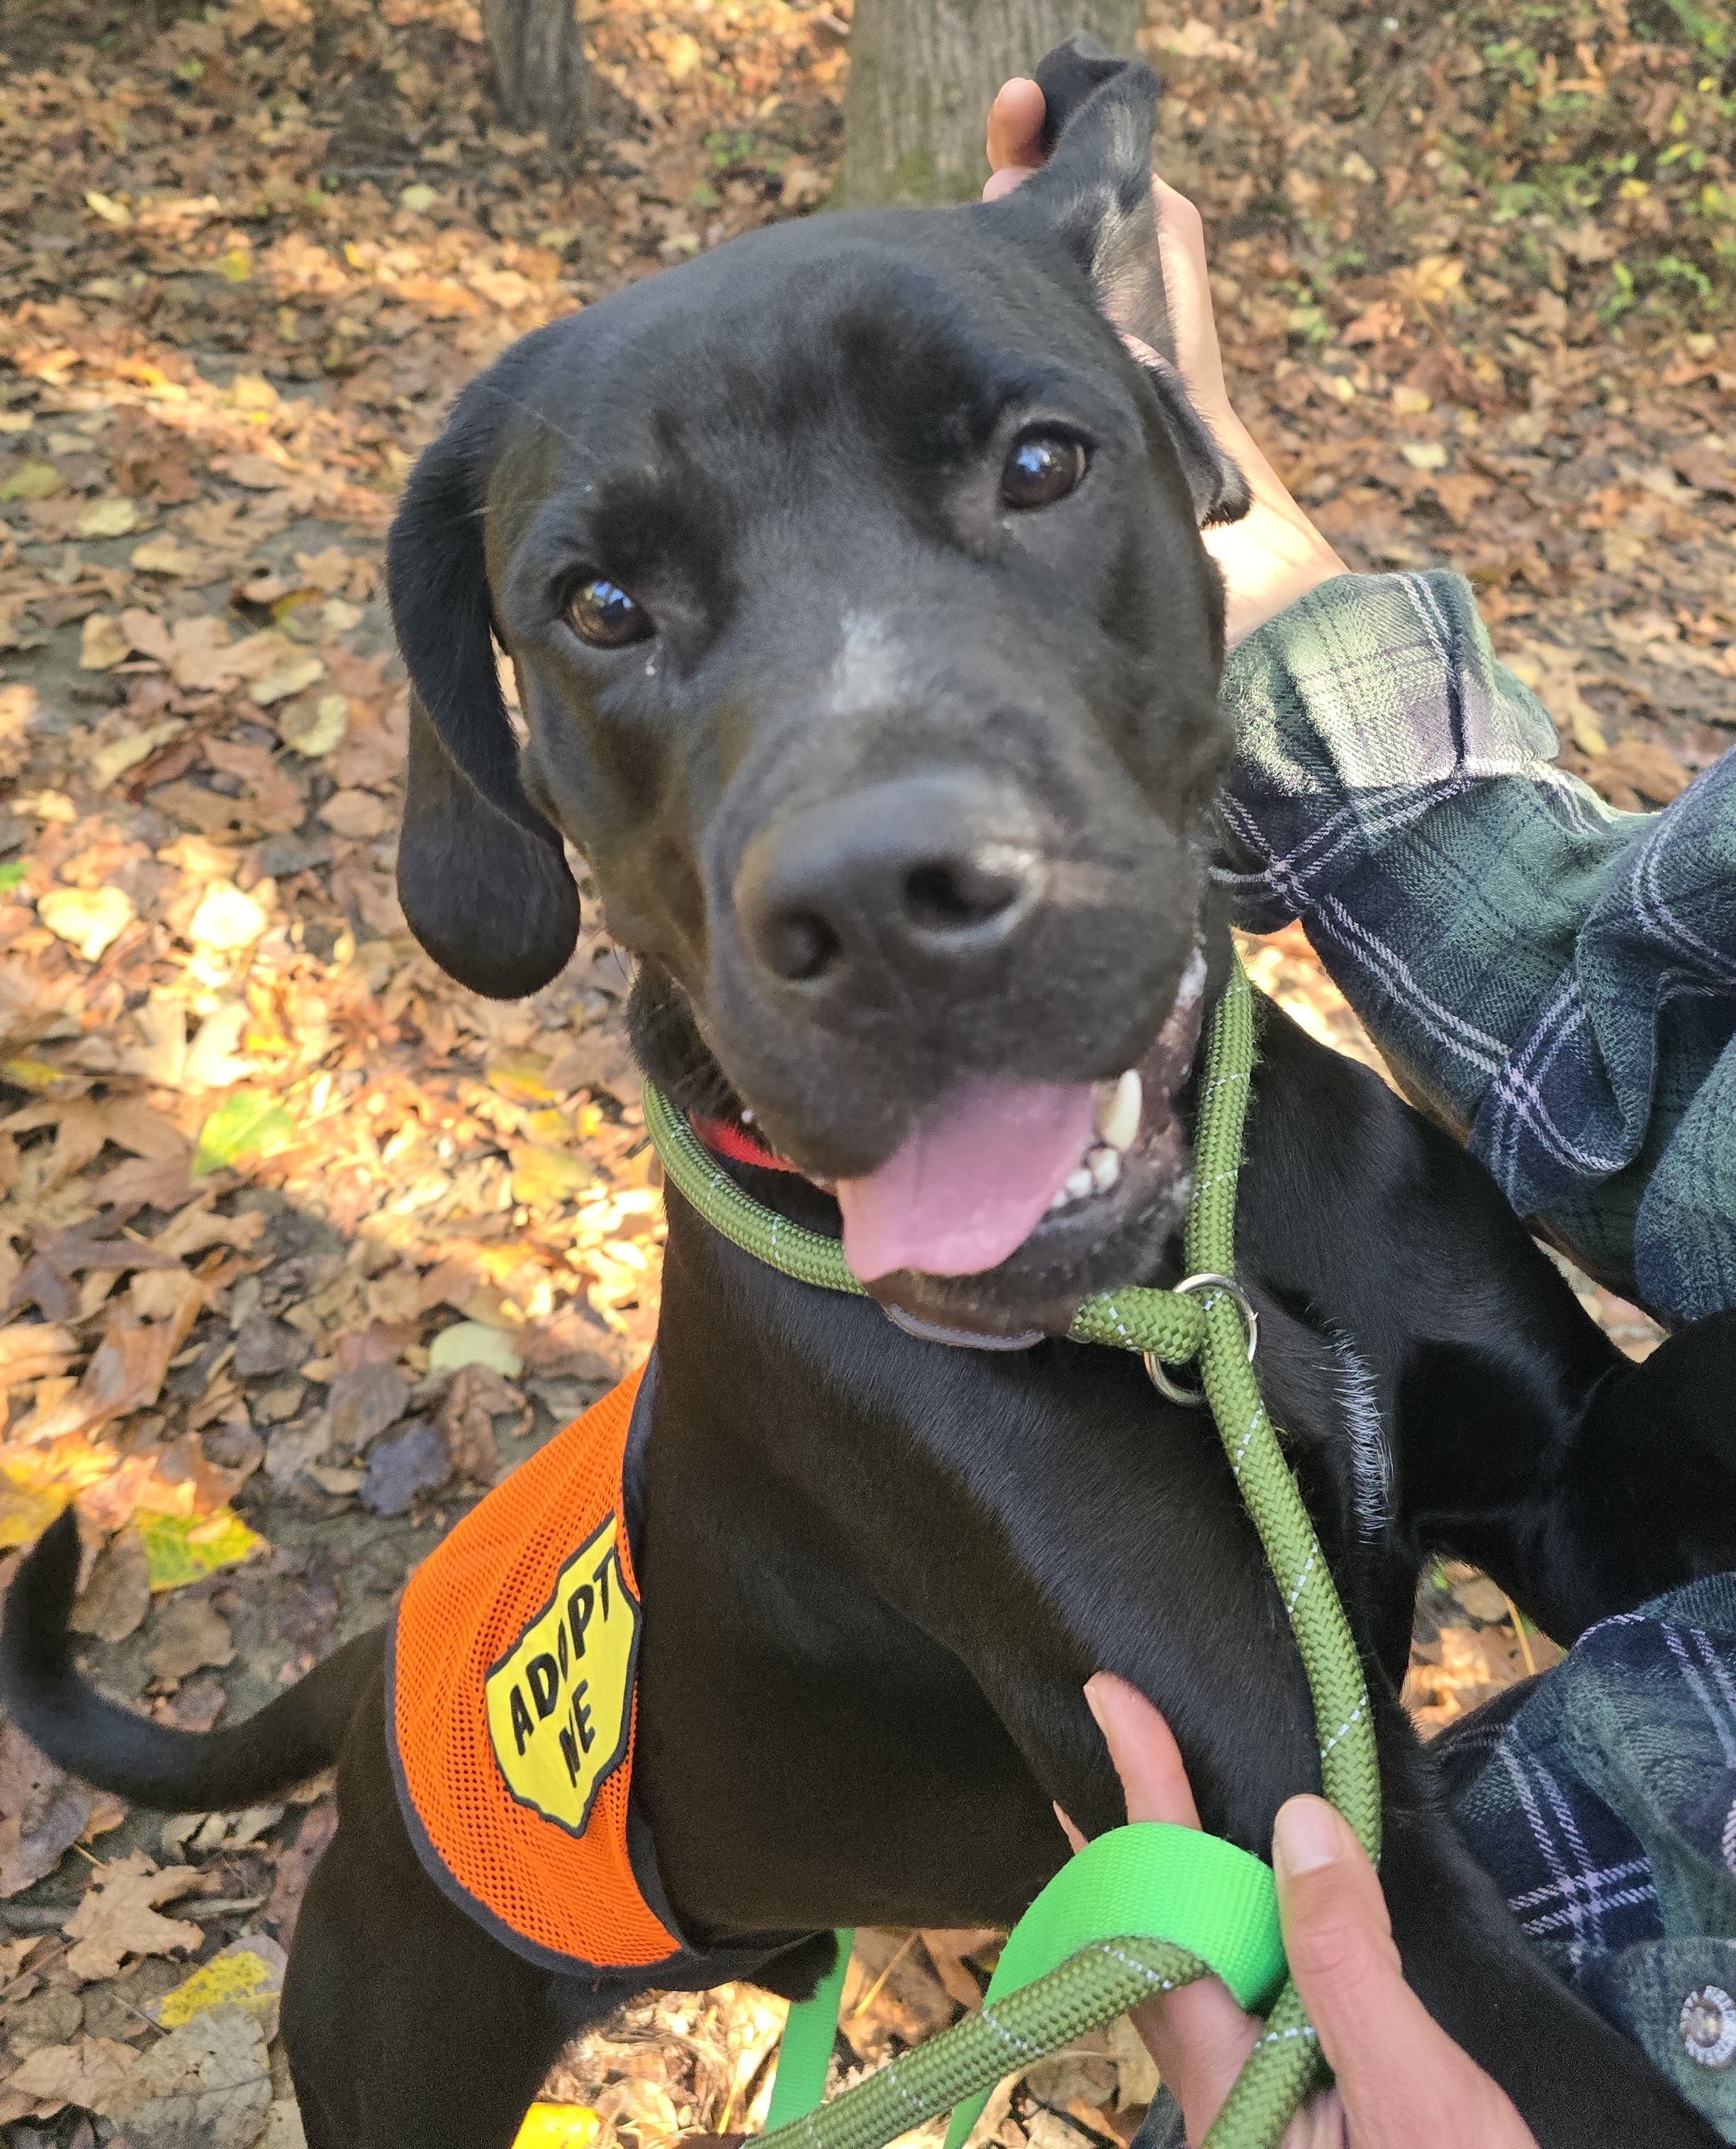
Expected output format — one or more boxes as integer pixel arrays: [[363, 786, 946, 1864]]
[[0, 461, 62, 501], [139, 1509, 265, 1592], [0, 859, 29, 893], [193, 1090, 295, 1175]]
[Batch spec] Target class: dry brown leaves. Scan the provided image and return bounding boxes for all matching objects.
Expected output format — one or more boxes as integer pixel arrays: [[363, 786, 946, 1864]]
[[0, 0, 1726, 2140]]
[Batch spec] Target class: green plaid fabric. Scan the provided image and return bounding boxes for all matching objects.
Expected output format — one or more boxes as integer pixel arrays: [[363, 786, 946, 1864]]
[[1217, 571, 1736, 1324]]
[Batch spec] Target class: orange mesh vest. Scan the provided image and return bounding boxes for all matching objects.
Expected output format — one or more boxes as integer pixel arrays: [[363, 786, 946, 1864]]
[[388, 1365, 682, 1974]]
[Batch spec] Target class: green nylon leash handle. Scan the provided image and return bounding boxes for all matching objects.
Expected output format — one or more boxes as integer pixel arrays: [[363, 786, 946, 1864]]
[[943, 1824, 1285, 2148], [645, 950, 1379, 2149], [766, 1928, 856, 2131]]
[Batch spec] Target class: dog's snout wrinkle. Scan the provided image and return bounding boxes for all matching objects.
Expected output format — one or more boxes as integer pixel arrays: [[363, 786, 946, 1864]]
[[734, 770, 1048, 993]]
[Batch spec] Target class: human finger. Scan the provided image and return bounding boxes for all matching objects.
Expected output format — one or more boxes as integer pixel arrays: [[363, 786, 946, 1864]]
[[986, 77, 1047, 174], [1082, 1677, 1265, 2134], [1273, 1798, 1539, 2145]]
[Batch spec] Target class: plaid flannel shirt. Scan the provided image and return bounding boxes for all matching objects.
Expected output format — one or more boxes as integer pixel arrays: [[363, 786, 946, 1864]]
[[1217, 571, 1736, 1324], [1437, 1578, 1736, 2136]]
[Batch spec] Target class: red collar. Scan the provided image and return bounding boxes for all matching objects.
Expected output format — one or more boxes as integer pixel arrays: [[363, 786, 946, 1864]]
[[688, 1113, 802, 1176]]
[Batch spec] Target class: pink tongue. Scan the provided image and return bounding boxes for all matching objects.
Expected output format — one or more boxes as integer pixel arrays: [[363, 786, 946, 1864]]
[[836, 1078, 1095, 1281]]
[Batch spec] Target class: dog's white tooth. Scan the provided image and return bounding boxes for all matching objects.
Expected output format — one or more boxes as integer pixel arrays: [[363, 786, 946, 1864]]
[[1088, 1144, 1121, 1193], [1064, 1166, 1093, 1200], [1048, 1187, 1072, 1211], [1094, 1068, 1142, 1153]]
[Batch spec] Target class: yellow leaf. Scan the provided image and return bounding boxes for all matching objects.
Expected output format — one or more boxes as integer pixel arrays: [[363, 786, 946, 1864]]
[[216, 247, 252, 283], [515, 2104, 602, 2149], [487, 1053, 557, 1105], [38, 886, 135, 962], [84, 190, 134, 226], [151, 1943, 284, 2029], [0, 1470, 69, 1550], [77, 497, 140, 539], [277, 692, 349, 757], [187, 880, 268, 951], [511, 1142, 595, 1207]]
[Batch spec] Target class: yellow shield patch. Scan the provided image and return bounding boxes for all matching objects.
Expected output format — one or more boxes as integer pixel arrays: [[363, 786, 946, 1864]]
[[485, 1512, 639, 1837]]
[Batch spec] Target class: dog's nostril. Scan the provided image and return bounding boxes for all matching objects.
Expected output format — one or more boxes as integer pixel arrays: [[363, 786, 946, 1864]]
[[902, 856, 1026, 933], [761, 909, 841, 983]]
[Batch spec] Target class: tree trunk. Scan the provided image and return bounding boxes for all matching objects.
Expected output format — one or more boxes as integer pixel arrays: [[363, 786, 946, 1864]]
[[842, 0, 1139, 206], [481, 0, 589, 152]]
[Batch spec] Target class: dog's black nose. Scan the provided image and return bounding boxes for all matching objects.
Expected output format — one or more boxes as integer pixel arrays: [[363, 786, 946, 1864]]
[[734, 771, 1046, 990]]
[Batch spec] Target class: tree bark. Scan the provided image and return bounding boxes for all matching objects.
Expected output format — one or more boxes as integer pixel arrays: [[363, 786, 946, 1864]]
[[481, 0, 589, 152], [842, 0, 1139, 207]]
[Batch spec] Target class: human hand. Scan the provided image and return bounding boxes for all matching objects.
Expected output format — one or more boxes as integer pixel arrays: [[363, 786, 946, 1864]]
[[1070, 1673, 1540, 2148], [984, 85, 1347, 648]]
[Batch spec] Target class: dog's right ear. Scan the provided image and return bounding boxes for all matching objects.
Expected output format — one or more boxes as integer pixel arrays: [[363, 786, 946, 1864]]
[[387, 376, 579, 1000], [993, 35, 1250, 530]]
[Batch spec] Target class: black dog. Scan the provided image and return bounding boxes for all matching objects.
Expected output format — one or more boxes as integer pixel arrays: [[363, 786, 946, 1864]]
[[8, 41, 1736, 2149]]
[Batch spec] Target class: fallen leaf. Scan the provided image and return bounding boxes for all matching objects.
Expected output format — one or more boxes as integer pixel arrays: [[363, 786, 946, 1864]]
[[25, 1308, 174, 1445], [77, 497, 141, 539], [0, 1721, 107, 1898], [130, 535, 213, 578], [216, 450, 289, 492], [138, 1509, 264, 1592], [0, 1321, 78, 1384], [79, 613, 132, 670], [188, 879, 269, 951], [37, 886, 135, 961], [71, 1526, 152, 1642], [277, 691, 349, 756], [90, 718, 187, 788], [249, 654, 325, 706], [318, 787, 388, 839], [60, 1849, 203, 1982], [193, 1090, 296, 1173], [325, 1359, 408, 1451], [145, 1594, 235, 1679], [427, 1320, 524, 1378], [360, 1417, 449, 1514], [150, 1935, 287, 2034], [1, 2033, 140, 2119], [108, 1999, 272, 2149], [1, 460, 64, 501]]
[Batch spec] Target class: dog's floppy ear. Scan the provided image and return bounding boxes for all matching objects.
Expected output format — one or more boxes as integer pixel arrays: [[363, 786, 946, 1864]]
[[387, 372, 580, 1000], [997, 35, 1250, 529]]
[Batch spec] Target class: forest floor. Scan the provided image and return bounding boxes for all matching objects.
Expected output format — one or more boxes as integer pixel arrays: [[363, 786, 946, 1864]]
[[0, 0, 1728, 2140]]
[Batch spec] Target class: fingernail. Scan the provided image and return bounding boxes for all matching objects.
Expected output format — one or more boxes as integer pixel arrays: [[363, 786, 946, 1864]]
[[1082, 1675, 1111, 1736], [1272, 1796, 1342, 1880]]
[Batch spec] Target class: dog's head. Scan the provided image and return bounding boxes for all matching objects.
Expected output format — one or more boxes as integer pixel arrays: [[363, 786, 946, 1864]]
[[388, 39, 1248, 1343]]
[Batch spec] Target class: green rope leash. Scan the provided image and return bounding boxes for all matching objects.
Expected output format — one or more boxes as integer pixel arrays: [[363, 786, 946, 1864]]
[[643, 951, 1378, 2149]]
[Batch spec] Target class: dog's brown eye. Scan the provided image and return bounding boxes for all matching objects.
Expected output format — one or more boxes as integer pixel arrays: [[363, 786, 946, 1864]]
[[568, 577, 651, 647], [1002, 433, 1086, 510]]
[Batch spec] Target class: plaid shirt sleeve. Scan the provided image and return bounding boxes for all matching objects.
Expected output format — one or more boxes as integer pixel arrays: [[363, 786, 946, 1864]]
[[1435, 1577, 1736, 2137], [1216, 569, 1736, 1324]]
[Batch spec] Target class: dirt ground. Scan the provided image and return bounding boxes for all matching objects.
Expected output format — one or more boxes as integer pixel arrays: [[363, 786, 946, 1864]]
[[0, 0, 1727, 2141]]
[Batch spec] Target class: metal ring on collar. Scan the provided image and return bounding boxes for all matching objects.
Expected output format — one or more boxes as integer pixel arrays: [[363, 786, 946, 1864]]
[[1143, 1273, 1260, 1407]]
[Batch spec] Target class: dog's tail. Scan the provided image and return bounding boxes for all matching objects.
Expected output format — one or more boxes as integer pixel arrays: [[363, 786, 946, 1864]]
[[1, 1509, 382, 1810]]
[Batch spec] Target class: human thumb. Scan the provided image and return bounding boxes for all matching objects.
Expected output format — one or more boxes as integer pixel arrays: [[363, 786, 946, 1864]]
[[1272, 1796, 1538, 2143]]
